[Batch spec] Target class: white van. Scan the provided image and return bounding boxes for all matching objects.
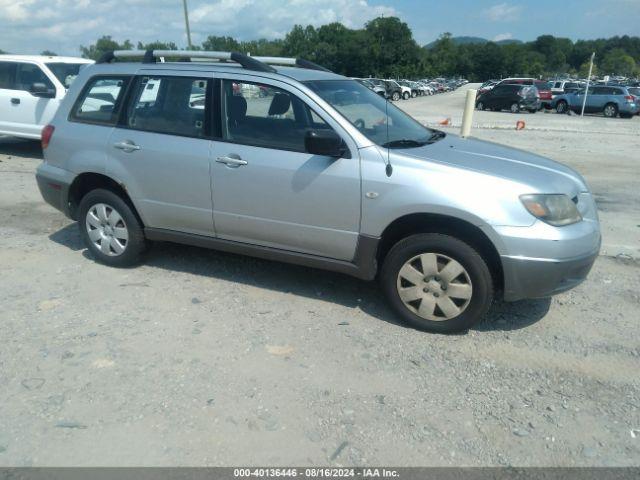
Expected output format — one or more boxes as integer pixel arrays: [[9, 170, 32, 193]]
[[0, 55, 93, 139]]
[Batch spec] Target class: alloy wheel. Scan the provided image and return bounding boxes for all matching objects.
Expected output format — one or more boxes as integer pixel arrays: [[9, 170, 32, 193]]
[[396, 252, 473, 321]]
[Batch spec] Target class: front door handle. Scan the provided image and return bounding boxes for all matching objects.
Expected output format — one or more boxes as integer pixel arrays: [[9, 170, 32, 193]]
[[10, 98, 20, 105], [216, 155, 248, 167], [113, 141, 141, 152]]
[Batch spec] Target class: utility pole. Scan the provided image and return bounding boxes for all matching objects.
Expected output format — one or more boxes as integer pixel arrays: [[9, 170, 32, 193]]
[[581, 52, 595, 117], [182, 0, 193, 49]]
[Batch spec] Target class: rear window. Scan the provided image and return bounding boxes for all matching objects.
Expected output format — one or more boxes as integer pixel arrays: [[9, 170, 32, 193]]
[[70, 76, 130, 125], [125, 76, 209, 138], [46, 63, 88, 88], [629, 88, 640, 96]]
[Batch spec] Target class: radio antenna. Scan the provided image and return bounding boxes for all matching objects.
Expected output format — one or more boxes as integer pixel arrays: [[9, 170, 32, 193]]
[[385, 94, 393, 177]]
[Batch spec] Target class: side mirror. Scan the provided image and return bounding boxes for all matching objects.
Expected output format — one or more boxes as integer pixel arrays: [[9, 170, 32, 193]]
[[30, 83, 55, 98], [305, 129, 347, 158]]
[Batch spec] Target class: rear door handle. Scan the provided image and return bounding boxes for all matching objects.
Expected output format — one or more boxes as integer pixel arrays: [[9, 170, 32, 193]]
[[216, 156, 247, 167], [10, 98, 20, 105], [113, 141, 141, 152]]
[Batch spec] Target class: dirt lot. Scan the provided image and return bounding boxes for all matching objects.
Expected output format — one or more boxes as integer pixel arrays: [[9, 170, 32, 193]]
[[0, 85, 639, 467]]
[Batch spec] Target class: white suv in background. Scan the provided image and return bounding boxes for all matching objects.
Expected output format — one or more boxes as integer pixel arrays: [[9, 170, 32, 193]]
[[0, 55, 93, 139]]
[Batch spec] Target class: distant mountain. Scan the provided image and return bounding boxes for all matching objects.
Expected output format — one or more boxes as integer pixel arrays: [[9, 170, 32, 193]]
[[426, 36, 523, 48]]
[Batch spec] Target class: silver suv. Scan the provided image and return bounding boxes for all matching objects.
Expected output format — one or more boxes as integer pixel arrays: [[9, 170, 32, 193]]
[[36, 50, 601, 333]]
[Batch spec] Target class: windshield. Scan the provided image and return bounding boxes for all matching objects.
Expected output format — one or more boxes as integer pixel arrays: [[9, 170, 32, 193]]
[[46, 63, 88, 88], [304, 79, 437, 148]]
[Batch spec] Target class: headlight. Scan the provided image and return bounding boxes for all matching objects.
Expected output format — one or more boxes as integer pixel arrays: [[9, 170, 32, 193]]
[[520, 194, 582, 226]]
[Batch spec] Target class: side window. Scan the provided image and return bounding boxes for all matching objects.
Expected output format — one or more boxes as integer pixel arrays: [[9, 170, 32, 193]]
[[221, 79, 332, 152], [0, 62, 17, 89], [70, 76, 129, 125], [16, 63, 55, 91], [126, 76, 208, 138]]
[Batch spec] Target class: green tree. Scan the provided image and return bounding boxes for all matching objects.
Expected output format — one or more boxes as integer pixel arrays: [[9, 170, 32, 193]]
[[601, 48, 637, 76], [201, 36, 240, 52], [80, 36, 133, 60], [136, 41, 178, 51]]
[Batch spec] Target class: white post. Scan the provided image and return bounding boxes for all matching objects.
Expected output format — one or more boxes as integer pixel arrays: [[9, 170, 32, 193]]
[[182, 0, 193, 49], [460, 89, 477, 138], [581, 52, 595, 117]]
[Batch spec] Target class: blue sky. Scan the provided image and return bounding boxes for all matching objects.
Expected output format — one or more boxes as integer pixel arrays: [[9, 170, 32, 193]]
[[384, 0, 640, 45], [1, 0, 639, 56]]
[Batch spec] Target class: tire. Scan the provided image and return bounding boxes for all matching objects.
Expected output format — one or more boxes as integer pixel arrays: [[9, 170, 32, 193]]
[[510, 103, 520, 114], [380, 233, 494, 333], [556, 100, 568, 114], [603, 103, 618, 118], [403, 91, 410, 100], [411, 91, 417, 98], [78, 188, 147, 267], [476, 101, 484, 111], [392, 92, 401, 101], [529, 109, 537, 114]]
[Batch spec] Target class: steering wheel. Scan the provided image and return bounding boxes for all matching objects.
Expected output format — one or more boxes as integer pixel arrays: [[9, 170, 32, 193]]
[[354, 118, 366, 130]]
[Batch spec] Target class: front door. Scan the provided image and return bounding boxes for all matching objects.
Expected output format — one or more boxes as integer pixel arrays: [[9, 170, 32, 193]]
[[210, 77, 361, 261], [0, 61, 60, 138], [107, 73, 214, 236]]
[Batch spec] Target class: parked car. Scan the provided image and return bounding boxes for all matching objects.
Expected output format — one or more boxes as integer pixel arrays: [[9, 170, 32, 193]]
[[553, 85, 639, 118], [369, 78, 402, 101], [356, 78, 385, 97], [478, 80, 499, 96], [0, 55, 93, 139], [534, 81, 553, 109], [36, 50, 600, 334], [476, 84, 540, 113], [551, 79, 586, 96]]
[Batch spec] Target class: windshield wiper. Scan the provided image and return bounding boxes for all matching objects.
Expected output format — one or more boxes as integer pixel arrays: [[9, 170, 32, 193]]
[[426, 130, 446, 144], [381, 139, 427, 149]]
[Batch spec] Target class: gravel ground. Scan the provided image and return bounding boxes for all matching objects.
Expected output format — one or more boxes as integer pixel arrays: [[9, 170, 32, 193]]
[[0, 85, 639, 467]]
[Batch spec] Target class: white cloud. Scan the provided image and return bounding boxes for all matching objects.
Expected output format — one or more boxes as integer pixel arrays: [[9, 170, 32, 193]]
[[0, 0, 396, 56], [493, 33, 513, 42], [485, 3, 522, 22]]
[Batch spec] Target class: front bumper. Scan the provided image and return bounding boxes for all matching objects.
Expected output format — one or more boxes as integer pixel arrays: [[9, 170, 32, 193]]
[[501, 248, 599, 301]]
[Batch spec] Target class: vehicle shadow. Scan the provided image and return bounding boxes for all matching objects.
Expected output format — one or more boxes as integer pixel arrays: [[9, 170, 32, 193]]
[[49, 223, 551, 333], [0, 136, 43, 160]]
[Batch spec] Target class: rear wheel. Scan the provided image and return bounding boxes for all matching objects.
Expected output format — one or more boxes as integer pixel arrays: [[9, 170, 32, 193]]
[[380, 233, 494, 333], [403, 91, 410, 100], [603, 103, 618, 118], [392, 92, 401, 101], [476, 101, 485, 110], [556, 100, 568, 114], [510, 103, 520, 113], [78, 189, 147, 267]]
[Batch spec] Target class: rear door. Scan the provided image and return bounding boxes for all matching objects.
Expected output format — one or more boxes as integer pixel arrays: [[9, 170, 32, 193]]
[[210, 76, 361, 261], [106, 72, 214, 236]]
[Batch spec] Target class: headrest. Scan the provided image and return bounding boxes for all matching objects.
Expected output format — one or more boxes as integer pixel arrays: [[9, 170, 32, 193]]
[[229, 95, 247, 124], [268, 92, 291, 116]]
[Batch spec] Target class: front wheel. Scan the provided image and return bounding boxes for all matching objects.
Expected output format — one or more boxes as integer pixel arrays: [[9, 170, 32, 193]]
[[556, 100, 568, 114], [476, 101, 485, 110], [78, 189, 147, 267], [510, 103, 520, 113], [392, 92, 401, 101], [402, 92, 410, 100], [380, 233, 494, 333]]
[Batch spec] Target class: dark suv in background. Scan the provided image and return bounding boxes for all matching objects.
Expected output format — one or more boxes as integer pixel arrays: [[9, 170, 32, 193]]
[[475, 84, 540, 113]]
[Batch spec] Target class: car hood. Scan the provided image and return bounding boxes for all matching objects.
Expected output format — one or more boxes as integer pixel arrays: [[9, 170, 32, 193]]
[[390, 133, 588, 196]]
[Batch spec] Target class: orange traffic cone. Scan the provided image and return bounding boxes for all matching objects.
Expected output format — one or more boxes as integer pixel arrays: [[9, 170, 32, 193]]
[[516, 120, 525, 130], [439, 117, 451, 126]]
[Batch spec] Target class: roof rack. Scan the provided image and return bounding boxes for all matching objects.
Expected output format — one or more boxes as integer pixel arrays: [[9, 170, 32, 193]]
[[96, 49, 332, 74]]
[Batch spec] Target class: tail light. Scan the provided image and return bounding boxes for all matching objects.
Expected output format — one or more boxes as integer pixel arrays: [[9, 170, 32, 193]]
[[41, 124, 55, 149], [624, 95, 634, 102]]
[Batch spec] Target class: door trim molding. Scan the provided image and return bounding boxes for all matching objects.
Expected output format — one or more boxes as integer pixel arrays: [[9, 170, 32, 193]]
[[144, 228, 379, 280]]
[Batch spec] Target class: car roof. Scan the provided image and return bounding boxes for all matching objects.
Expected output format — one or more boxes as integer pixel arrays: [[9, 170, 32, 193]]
[[0, 54, 93, 64], [81, 61, 345, 82]]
